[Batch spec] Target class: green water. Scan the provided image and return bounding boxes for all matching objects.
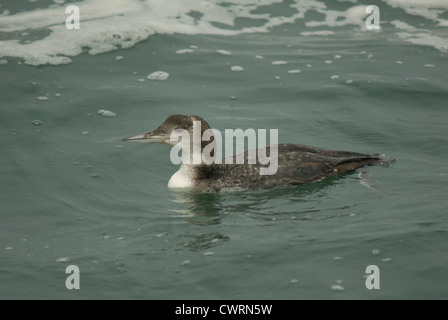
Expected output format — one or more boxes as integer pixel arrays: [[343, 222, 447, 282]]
[[1, 1, 448, 300]]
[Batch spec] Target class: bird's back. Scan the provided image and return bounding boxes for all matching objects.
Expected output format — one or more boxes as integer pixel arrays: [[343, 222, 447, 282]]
[[192, 144, 393, 191]]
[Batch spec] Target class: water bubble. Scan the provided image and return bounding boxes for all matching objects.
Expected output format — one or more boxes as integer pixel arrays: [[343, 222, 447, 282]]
[[90, 173, 100, 178], [325, 60, 333, 64], [147, 71, 170, 80], [56, 257, 71, 263], [382, 258, 392, 262], [31, 120, 42, 126], [81, 131, 90, 136], [330, 75, 339, 80], [334, 55, 342, 59], [345, 79, 354, 84], [117, 237, 126, 240], [333, 256, 342, 261], [331, 284, 344, 292], [217, 49, 231, 55], [288, 69, 301, 74], [396, 60, 403, 64], [138, 78, 145, 82], [5, 247, 13, 250], [290, 279, 298, 284], [190, 45, 199, 49], [255, 55, 263, 59], [0, 59, 8, 65], [114, 56, 124, 61], [424, 64, 435, 68], [98, 109, 116, 117], [203, 251, 214, 256], [231, 66, 244, 72], [305, 64, 312, 68], [372, 249, 381, 256], [36, 96, 48, 101], [55, 93, 61, 97]]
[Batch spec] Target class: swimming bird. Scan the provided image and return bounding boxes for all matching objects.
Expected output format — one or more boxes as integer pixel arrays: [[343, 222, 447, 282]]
[[123, 115, 394, 192]]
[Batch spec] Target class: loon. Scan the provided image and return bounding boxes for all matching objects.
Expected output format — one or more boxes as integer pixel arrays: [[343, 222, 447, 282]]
[[123, 115, 394, 192]]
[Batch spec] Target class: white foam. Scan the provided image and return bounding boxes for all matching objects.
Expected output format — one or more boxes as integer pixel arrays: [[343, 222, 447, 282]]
[[217, 49, 231, 55], [0, 0, 323, 65], [272, 60, 287, 65], [147, 71, 169, 80], [0, 0, 446, 65], [288, 69, 302, 74], [331, 284, 345, 292], [382, 0, 448, 22], [301, 30, 335, 36], [176, 48, 194, 54], [98, 109, 116, 117], [231, 66, 244, 72], [305, 5, 368, 28]]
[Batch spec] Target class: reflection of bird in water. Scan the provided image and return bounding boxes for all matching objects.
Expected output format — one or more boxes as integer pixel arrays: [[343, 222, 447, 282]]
[[124, 114, 395, 192]]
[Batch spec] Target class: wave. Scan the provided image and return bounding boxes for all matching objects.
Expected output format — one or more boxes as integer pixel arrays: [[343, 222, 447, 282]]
[[0, 0, 446, 66]]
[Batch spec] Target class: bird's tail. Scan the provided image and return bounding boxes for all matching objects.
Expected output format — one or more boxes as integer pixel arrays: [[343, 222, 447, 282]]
[[335, 153, 395, 173]]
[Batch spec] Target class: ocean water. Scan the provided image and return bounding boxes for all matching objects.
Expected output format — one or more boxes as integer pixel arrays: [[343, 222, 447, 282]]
[[1, 0, 448, 300]]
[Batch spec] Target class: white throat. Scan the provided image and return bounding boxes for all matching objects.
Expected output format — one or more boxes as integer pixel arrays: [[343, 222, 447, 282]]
[[168, 164, 195, 189]]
